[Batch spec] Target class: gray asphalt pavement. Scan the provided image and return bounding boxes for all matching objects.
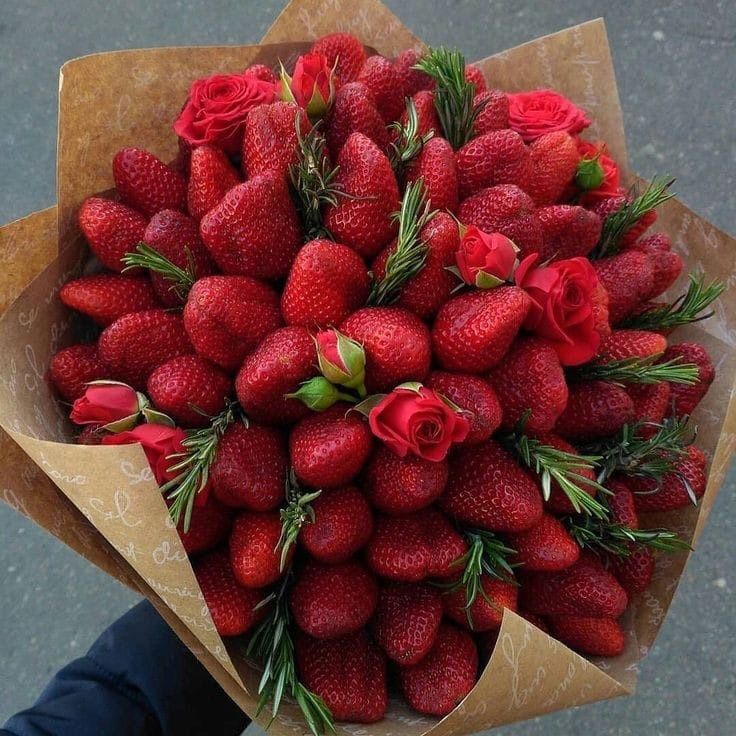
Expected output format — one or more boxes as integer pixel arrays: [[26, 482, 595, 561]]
[[1, 1, 734, 734]]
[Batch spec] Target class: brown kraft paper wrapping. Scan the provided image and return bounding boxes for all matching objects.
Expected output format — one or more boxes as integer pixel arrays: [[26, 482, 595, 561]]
[[0, 0, 733, 732]]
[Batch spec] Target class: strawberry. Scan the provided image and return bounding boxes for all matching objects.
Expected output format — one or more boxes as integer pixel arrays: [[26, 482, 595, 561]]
[[554, 380, 635, 441], [200, 171, 302, 280], [281, 239, 370, 328], [405, 137, 459, 213], [456, 129, 531, 199], [458, 184, 543, 258], [593, 249, 654, 325], [442, 574, 519, 632], [98, 309, 192, 389], [629, 234, 683, 301], [194, 551, 264, 637], [398, 623, 478, 716], [607, 478, 639, 527], [143, 209, 215, 306], [373, 583, 442, 665], [431, 286, 531, 373], [300, 486, 374, 564], [525, 131, 580, 205], [548, 615, 625, 657], [592, 281, 612, 339], [210, 422, 286, 510], [507, 513, 580, 572], [340, 307, 431, 392], [243, 63, 277, 84], [365, 508, 467, 582], [426, 371, 502, 444], [487, 336, 569, 432], [607, 546, 655, 595], [229, 510, 288, 588], [235, 326, 317, 424], [146, 355, 232, 428], [632, 232, 671, 252], [295, 630, 387, 723], [590, 193, 657, 248], [324, 133, 399, 259], [661, 342, 715, 417], [176, 500, 232, 556], [536, 205, 602, 261], [440, 441, 543, 533], [289, 403, 373, 488], [363, 444, 449, 515], [112, 147, 186, 216], [393, 49, 434, 97], [187, 144, 241, 221], [402, 90, 441, 139], [310, 33, 366, 84], [520, 610, 550, 633], [78, 197, 148, 273], [59, 274, 159, 326], [48, 344, 108, 402], [627, 382, 671, 431], [465, 65, 486, 93], [290, 559, 378, 639], [357, 55, 404, 122], [324, 82, 389, 158], [596, 329, 667, 361], [371, 211, 459, 319], [473, 89, 509, 135]]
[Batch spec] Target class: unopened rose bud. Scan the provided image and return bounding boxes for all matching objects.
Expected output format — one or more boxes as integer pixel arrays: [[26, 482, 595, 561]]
[[455, 226, 519, 289], [70, 380, 147, 432], [315, 329, 367, 397], [575, 155, 605, 190], [279, 52, 336, 120], [286, 376, 343, 412]]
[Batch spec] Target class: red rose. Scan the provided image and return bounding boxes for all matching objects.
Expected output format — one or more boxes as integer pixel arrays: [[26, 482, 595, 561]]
[[456, 227, 518, 288], [508, 90, 591, 143], [70, 382, 139, 427], [576, 139, 621, 202], [279, 52, 335, 119], [174, 72, 276, 154], [515, 254, 601, 365], [368, 385, 470, 462], [101, 424, 187, 486]]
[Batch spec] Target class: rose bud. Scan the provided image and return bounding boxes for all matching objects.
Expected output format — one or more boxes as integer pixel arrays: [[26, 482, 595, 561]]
[[455, 226, 519, 289], [279, 52, 336, 120], [70, 381, 146, 431], [576, 139, 621, 202], [575, 154, 605, 191], [315, 329, 367, 397], [285, 376, 355, 412]]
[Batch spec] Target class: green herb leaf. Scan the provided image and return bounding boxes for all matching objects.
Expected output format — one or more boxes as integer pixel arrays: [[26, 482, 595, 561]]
[[276, 471, 322, 571], [573, 355, 700, 385], [388, 97, 434, 179], [122, 242, 195, 301]]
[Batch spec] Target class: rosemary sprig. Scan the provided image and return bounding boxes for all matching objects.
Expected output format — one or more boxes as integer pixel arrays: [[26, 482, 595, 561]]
[[620, 272, 725, 331], [162, 400, 240, 531], [388, 97, 434, 179], [276, 471, 321, 571], [591, 176, 675, 259], [573, 355, 700, 385], [367, 178, 435, 306], [413, 47, 484, 149], [122, 242, 195, 301], [247, 572, 335, 736]]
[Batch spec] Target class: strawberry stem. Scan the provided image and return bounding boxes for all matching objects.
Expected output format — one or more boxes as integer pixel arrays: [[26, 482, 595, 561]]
[[388, 97, 434, 178], [573, 355, 700, 385], [276, 471, 321, 571], [122, 242, 196, 301]]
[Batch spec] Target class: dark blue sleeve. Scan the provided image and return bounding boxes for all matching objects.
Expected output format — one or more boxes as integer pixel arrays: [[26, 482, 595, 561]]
[[1, 600, 250, 736]]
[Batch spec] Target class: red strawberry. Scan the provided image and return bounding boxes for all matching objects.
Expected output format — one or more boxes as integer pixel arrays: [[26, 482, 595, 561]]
[[458, 184, 543, 258], [596, 329, 667, 361], [324, 133, 399, 259], [593, 249, 654, 325], [281, 239, 370, 328], [365, 508, 467, 582], [431, 287, 531, 373], [442, 574, 519, 632], [78, 197, 148, 273], [456, 129, 531, 199], [243, 63, 277, 84], [398, 623, 478, 716], [548, 615, 625, 657], [177, 501, 232, 556], [112, 147, 186, 216], [554, 380, 635, 441], [405, 137, 459, 213], [235, 326, 317, 424], [487, 336, 569, 432], [465, 64, 486, 93], [229, 510, 288, 588], [608, 546, 655, 595], [520, 610, 550, 634], [289, 403, 373, 488], [48, 344, 108, 401], [363, 444, 449, 515], [426, 371, 502, 444], [357, 55, 404, 122], [194, 551, 264, 637], [300, 486, 374, 564], [607, 478, 639, 527], [98, 309, 192, 389], [187, 144, 241, 221], [324, 82, 388, 158], [440, 441, 543, 533], [473, 89, 509, 135], [210, 422, 286, 510], [627, 382, 671, 430], [536, 205, 602, 261], [402, 90, 441, 139], [59, 274, 158, 326], [295, 630, 387, 723], [290, 559, 378, 639], [507, 514, 580, 572], [371, 211, 459, 319], [373, 583, 443, 665], [146, 355, 232, 427], [632, 232, 671, 252], [630, 235, 683, 301], [183, 275, 283, 372], [592, 281, 612, 339], [200, 171, 302, 279], [310, 33, 366, 84], [661, 342, 715, 417], [340, 307, 431, 392], [525, 131, 580, 205], [143, 209, 215, 306], [393, 49, 434, 97]]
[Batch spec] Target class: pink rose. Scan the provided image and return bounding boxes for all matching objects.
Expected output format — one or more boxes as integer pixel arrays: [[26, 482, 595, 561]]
[[368, 385, 470, 462], [456, 227, 518, 288], [515, 254, 601, 366], [508, 90, 591, 143], [70, 383, 139, 426], [174, 72, 276, 154], [315, 328, 366, 394], [576, 139, 621, 203], [279, 52, 335, 119]]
